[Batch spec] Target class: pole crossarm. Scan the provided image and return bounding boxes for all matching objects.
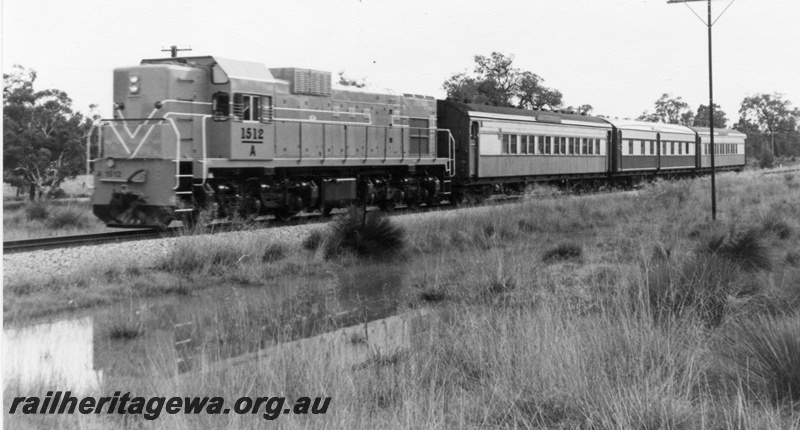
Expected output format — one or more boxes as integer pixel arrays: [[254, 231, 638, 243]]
[[667, 0, 735, 26]]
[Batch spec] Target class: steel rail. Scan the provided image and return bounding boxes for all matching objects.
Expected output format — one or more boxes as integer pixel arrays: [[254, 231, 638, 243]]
[[3, 229, 175, 254]]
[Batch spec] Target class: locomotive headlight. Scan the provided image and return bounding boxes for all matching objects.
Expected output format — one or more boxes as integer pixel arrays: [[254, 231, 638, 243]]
[[106, 158, 115, 168], [129, 75, 140, 94]]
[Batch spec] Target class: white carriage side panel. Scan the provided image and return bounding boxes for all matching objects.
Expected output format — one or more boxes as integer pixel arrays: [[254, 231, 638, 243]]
[[478, 120, 606, 155]]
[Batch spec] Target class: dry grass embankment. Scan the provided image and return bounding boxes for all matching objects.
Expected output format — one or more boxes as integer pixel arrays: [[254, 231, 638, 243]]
[[5, 169, 800, 428]]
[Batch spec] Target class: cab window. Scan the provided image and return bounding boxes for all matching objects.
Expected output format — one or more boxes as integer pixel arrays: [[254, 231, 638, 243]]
[[233, 94, 272, 122]]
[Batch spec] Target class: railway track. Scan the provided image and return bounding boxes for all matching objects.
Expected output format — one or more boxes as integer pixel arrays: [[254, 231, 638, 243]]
[[1, 202, 451, 254], [3, 229, 177, 254], [0, 193, 561, 255]]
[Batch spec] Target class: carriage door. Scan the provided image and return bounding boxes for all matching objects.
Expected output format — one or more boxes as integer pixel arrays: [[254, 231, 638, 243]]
[[470, 121, 479, 177]]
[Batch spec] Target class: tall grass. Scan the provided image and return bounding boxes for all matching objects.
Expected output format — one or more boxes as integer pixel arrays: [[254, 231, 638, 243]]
[[3, 199, 110, 240], [5, 169, 800, 428], [719, 315, 800, 404]]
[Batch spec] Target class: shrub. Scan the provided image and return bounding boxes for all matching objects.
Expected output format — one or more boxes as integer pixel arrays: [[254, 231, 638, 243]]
[[759, 211, 794, 240], [645, 254, 752, 326], [48, 188, 68, 199], [260, 243, 287, 263], [48, 206, 92, 230], [719, 315, 800, 403], [542, 242, 583, 263], [759, 150, 775, 169], [25, 200, 50, 221], [105, 314, 145, 340], [302, 229, 325, 251], [323, 207, 405, 259], [703, 229, 773, 272]]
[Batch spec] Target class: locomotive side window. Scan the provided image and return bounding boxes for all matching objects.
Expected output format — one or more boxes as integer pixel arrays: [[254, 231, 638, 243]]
[[233, 94, 272, 122], [409, 118, 430, 155], [212, 92, 230, 118]]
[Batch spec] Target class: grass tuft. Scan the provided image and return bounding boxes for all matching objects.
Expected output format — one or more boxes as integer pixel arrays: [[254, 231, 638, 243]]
[[47, 205, 92, 230], [720, 315, 800, 403], [24, 200, 50, 221], [759, 211, 794, 240], [302, 229, 325, 251], [323, 206, 406, 259], [542, 242, 583, 263], [704, 229, 773, 272], [644, 254, 750, 326]]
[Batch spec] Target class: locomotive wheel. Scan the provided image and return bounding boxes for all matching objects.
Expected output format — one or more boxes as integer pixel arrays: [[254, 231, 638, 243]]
[[239, 196, 262, 221]]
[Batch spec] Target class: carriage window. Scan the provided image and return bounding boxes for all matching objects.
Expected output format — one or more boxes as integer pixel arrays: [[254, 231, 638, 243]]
[[670, 142, 675, 155], [409, 118, 430, 155], [569, 137, 575, 155], [520, 136, 528, 154], [678, 142, 683, 155], [686, 142, 690, 154], [628, 140, 633, 155], [596, 139, 601, 155], [502, 134, 509, 154], [543, 136, 551, 154]]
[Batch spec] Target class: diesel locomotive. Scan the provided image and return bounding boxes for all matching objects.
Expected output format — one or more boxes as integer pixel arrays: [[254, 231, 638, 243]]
[[90, 55, 745, 227]]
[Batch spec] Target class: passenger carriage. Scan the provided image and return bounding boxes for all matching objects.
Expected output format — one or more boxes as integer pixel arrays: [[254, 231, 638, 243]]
[[437, 101, 612, 196], [690, 127, 747, 171], [603, 118, 697, 174]]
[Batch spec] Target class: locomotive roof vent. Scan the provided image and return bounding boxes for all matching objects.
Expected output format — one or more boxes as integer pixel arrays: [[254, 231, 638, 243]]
[[270, 68, 332, 96]]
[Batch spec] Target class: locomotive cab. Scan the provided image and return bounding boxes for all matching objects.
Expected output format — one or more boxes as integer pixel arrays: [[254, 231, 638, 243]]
[[92, 58, 212, 226]]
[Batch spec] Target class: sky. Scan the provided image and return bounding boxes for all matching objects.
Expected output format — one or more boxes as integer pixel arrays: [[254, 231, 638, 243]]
[[3, 0, 799, 124]]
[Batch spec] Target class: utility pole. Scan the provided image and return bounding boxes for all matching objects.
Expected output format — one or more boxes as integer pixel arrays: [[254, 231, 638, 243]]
[[161, 45, 192, 58], [667, 0, 735, 221]]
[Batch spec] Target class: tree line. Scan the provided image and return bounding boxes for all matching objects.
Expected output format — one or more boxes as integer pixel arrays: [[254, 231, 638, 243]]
[[4, 54, 799, 200]]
